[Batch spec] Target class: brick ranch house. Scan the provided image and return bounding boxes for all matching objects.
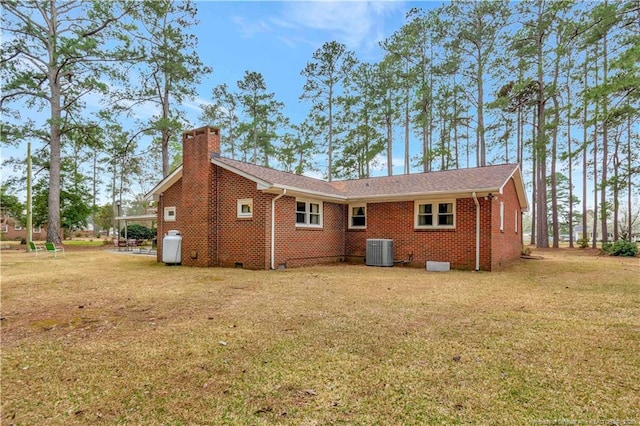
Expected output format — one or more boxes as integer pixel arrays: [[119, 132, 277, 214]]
[[146, 126, 528, 271]]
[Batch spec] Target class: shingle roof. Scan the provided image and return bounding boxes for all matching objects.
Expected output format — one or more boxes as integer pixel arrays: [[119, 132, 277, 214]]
[[214, 156, 520, 200], [335, 164, 520, 198], [214, 157, 343, 196], [148, 155, 526, 209]]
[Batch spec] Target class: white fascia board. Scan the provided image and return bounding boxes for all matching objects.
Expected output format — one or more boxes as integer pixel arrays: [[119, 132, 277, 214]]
[[211, 158, 272, 188], [144, 166, 183, 201], [498, 166, 529, 211], [265, 184, 348, 203], [346, 189, 501, 204]]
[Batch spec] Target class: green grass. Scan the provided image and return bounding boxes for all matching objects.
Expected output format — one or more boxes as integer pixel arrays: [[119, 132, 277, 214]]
[[1, 248, 638, 424], [59, 239, 108, 246]]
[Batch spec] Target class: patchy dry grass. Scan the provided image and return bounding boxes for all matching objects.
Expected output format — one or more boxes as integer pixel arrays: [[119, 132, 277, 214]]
[[1, 248, 638, 425]]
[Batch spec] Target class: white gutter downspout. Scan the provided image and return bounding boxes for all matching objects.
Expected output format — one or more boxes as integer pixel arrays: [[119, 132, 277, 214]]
[[270, 189, 287, 270], [472, 192, 480, 271]]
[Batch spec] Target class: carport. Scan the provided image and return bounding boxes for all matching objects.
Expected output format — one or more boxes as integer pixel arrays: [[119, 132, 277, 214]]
[[114, 213, 157, 252]]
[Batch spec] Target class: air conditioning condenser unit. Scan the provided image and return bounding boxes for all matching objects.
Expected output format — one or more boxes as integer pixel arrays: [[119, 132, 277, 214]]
[[366, 239, 393, 267]]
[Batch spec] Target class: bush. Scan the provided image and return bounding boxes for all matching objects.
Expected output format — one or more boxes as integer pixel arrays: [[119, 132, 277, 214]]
[[120, 224, 156, 240], [576, 237, 589, 249], [601, 241, 613, 254], [609, 240, 638, 257]]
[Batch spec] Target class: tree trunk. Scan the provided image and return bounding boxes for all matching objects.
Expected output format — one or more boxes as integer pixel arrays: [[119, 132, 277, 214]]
[[592, 131, 598, 248], [551, 94, 559, 248], [567, 63, 574, 248], [111, 166, 118, 238], [613, 135, 619, 241], [46, 6, 62, 244], [404, 81, 410, 175], [386, 115, 393, 176], [161, 74, 171, 177], [535, 26, 548, 249], [600, 31, 609, 243], [453, 83, 459, 169], [328, 85, 334, 181], [592, 44, 599, 249], [582, 58, 589, 243], [628, 114, 633, 240], [477, 54, 486, 167], [530, 110, 537, 246]]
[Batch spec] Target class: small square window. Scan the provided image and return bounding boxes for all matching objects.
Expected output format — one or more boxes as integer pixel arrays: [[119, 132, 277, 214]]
[[415, 200, 455, 229], [1, 224, 8, 233], [296, 201, 307, 224], [164, 206, 176, 222], [349, 204, 366, 229], [309, 203, 320, 224], [437, 203, 454, 226], [418, 204, 433, 226], [237, 198, 253, 218], [14, 224, 23, 231], [295, 199, 322, 227]]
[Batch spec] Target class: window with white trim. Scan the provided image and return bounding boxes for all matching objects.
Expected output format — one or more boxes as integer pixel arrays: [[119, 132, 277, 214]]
[[14, 224, 22, 231], [500, 202, 505, 232], [349, 204, 366, 229], [415, 200, 455, 229], [33, 226, 42, 234], [1, 224, 8, 233], [164, 206, 176, 222], [237, 198, 253, 218], [515, 210, 519, 234], [296, 199, 322, 227]]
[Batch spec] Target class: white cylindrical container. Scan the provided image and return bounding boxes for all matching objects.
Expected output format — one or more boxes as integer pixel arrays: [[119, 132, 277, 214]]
[[162, 230, 182, 265]]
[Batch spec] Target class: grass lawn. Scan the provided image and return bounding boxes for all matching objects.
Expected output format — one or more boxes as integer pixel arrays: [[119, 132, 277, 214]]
[[1, 248, 638, 424]]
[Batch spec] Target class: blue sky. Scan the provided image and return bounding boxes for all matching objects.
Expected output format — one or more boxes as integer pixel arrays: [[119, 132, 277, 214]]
[[0, 1, 605, 209], [189, 1, 435, 127], [1, 1, 440, 199]]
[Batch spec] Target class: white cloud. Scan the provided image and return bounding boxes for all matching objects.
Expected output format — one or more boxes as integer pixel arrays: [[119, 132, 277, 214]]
[[183, 96, 213, 113], [226, 2, 405, 59], [232, 15, 273, 38], [275, 1, 404, 53]]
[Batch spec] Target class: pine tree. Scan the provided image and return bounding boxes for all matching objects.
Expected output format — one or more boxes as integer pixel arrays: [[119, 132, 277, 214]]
[[301, 41, 357, 181], [1, 1, 134, 243]]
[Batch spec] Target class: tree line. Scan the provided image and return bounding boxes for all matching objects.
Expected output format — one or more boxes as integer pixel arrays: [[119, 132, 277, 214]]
[[1, 0, 638, 248]]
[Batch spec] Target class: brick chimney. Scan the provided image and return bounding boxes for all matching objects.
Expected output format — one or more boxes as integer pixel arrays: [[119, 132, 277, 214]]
[[180, 126, 220, 266]]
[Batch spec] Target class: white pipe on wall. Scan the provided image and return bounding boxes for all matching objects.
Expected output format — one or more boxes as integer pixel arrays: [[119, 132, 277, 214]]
[[270, 189, 287, 270], [472, 192, 480, 271]]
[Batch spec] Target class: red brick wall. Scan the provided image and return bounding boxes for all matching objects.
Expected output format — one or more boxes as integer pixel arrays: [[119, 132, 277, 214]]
[[273, 197, 345, 268], [156, 164, 346, 270], [1, 222, 48, 241], [180, 127, 220, 266], [154, 128, 522, 271], [215, 167, 271, 269], [345, 198, 494, 270], [156, 127, 220, 266], [490, 178, 523, 270], [156, 177, 183, 263]]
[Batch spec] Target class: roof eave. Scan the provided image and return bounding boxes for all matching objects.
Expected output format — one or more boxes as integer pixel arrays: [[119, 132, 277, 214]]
[[346, 188, 501, 203], [262, 184, 348, 202], [211, 157, 272, 188], [144, 166, 183, 202], [499, 165, 529, 211]]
